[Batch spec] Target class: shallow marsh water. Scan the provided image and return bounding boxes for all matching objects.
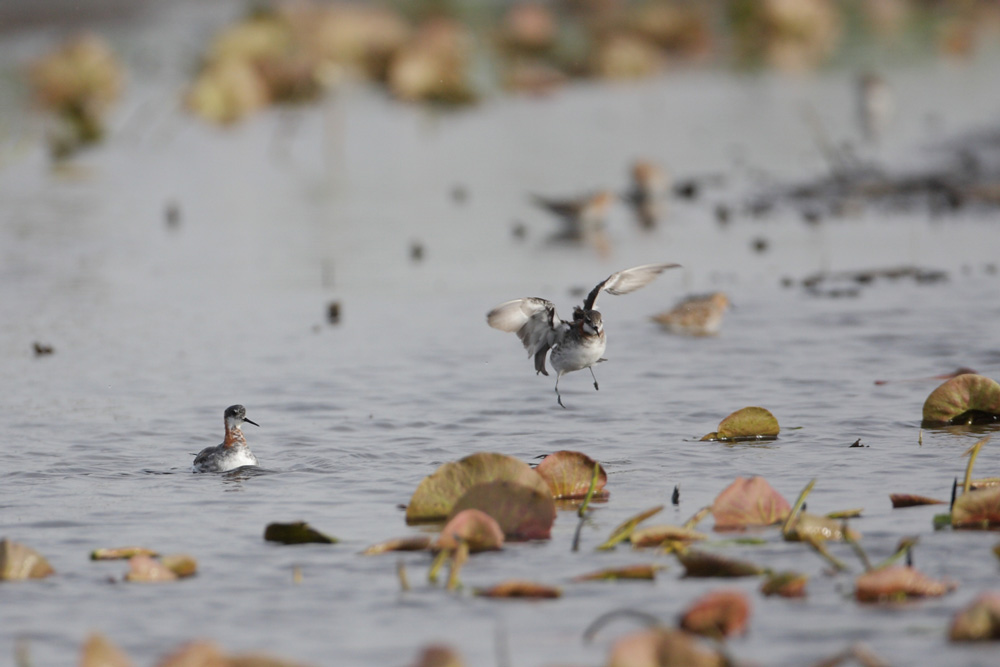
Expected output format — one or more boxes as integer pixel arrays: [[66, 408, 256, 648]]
[[3, 5, 1000, 666]]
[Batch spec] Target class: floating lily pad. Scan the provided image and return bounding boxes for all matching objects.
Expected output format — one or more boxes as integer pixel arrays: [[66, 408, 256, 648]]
[[406, 452, 550, 524], [475, 580, 561, 599], [630, 525, 707, 548], [952, 486, 1000, 528], [855, 566, 956, 603], [263, 521, 338, 545], [712, 476, 791, 530], [922, 374, 1000, 426], [676, 549, 764, 578], [701, 407, 779, 441], [90, 546, 158, 561], [598, 505, 665, 550], [679, 590, 751, 638], [450, 480, 555, 540], [949, 592, 1000, 641], [0, 539, 55, 580], [160, 554, 197, 578], [534, 450, 608, 500], [761, 571, 808, 598], [362, 536, 433, 555], [784, 512, 860, 542], [80, 634, 131, 667], [437, 509, 504, 552], [606, 628, 725, 667], [572, 564, 662, 581], [156, 640, 310, 667], [124, 555, 177, 583], [410, 645, 465, 667], [890, 494, 946, 508]]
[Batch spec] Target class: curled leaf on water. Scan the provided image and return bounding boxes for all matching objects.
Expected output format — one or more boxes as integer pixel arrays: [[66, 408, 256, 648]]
[[474, 580, 561, 599], [125, 555, 177, 583], [450, 480, 555, 540], [0, 539, 55, 580], [263, 521, 338, 544], [606, 628, 726, 667], [679, 590, 751, 639], [80, 633, 131, 667], [406, 452, 550, 523], [90, 546, 159, 561], [700, 406, 779, 441], [598, 505, 665, 550], [712, 476, 791, 530], [572, 564, 662, 582], [921, 374, 1000, 426], [951, 486, 1000, 529], [826, 508, 863, 520], [630, 525, 707, 548], [761, 571, 808, 598], [676, 549, 764, 578], [949, 592, 1000, 641], [410, 644, 465, 667], [535, 450, 609, 500], [362, 536, 432, 555], [160, 554, 197, 578], [784, 512, 860, 543], [890, 494, 946, 508], [436, 509, 504, 552], [854, 566, 956, 603]]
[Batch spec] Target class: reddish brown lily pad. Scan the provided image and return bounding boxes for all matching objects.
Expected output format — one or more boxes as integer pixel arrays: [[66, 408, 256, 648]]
[[436, 509, 504, 552], [676, 549, 764, 578], [155, 641, 311, 667], [0, 539, 55, 580], [949, 592, 1000, 641], [606, 628, 725, 667], [410, 644, 465, 667], [712, 476, 791, 530], [80, 633, 132, 667], [855, 566, 956, 603], [125, 555, 177, 583], [679, 590, 751, 638], [535, 450, 608, 499], [952, 486, 1000, 528], [362, 536, 433, 555], [890, 494, 946, 508], [475, 580, 561, 599], [922, 374, 1000, 426], [90, 546, 158, 561], [761, 571, 808, 598], [406, 452, 551, 523], [630, 525, 707, 548], [783, 512, 860, 542], [450, 480, 555, 540], [701, 407, 779, 441], [572, 564, 662, 581]]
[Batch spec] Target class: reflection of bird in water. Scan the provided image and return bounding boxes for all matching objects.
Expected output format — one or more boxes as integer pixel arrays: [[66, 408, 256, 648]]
[[652, 292, 730, 336], [530, 190, 614, 256], [487, 263, 680, 407], [857, 72, 893, 143], [624, 159, 670, 228], [192, 405, 260, 472]]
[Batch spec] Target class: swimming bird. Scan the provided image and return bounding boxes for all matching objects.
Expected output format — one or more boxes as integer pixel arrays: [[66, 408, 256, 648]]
[[530, 190, 614, 255], [652, 292, 730, 336], [487, 263, 680, 407], [624, 160, 670, 228], [192, 405, 260, 473]]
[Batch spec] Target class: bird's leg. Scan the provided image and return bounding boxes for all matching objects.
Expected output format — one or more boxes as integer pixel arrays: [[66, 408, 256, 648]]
[[589, 366, 599, 391], [555, 373, 566, 409]]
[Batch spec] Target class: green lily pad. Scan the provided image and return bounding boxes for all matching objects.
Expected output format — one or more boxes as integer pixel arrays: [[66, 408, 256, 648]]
[[263, 521, 338, 545], [534, 450, 608, 500], [406, 452, 551, 524], [712, 476, 791, 530], [922, 374, 1000, 426], [90, 546, 158, 561], [449, 480, 555, 540], [701, 407, 779, 441], [437, 509, 505, 552], [952, 486, 1000, 529], [0, 539, 55, 580], [950, 592, 1000, 641]]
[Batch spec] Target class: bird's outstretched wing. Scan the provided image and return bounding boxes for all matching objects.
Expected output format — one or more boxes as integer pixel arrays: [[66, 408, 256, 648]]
[[584, 263, 681, 311], [486, 297, 565, 376]]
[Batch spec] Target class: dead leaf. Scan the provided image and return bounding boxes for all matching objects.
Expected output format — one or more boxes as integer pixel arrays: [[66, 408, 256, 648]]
[[535, 450, 608, 499], [712, 476, 791, 530], [80, 633, 132, 667], [889, 494, 946, 508], [855, 566, 956, 603], [475, 580, 561, 599], [0, 539, 55, 580], [263, 522, 338, 545], [676, 549, 764, 578], [362, 536, 432, 555], [949, 592, 1000, 641], [761, 571, 808, 598], [573, 564, 662, 581], [679, 590, 751, 638]]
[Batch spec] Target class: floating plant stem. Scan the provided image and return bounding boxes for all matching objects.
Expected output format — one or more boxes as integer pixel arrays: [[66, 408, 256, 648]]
[[804, 535, 848, 572], [428, 549, 449, 585], [874, 537, 919, 571], [963, 436, 990, 494], [397, 559, 410, 592], [578, 462, 600, 518], [782, 478, 817, 534], [843, 522, 872, 572], [446, 541, 468, 592], [582, 608, 662, 643]]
